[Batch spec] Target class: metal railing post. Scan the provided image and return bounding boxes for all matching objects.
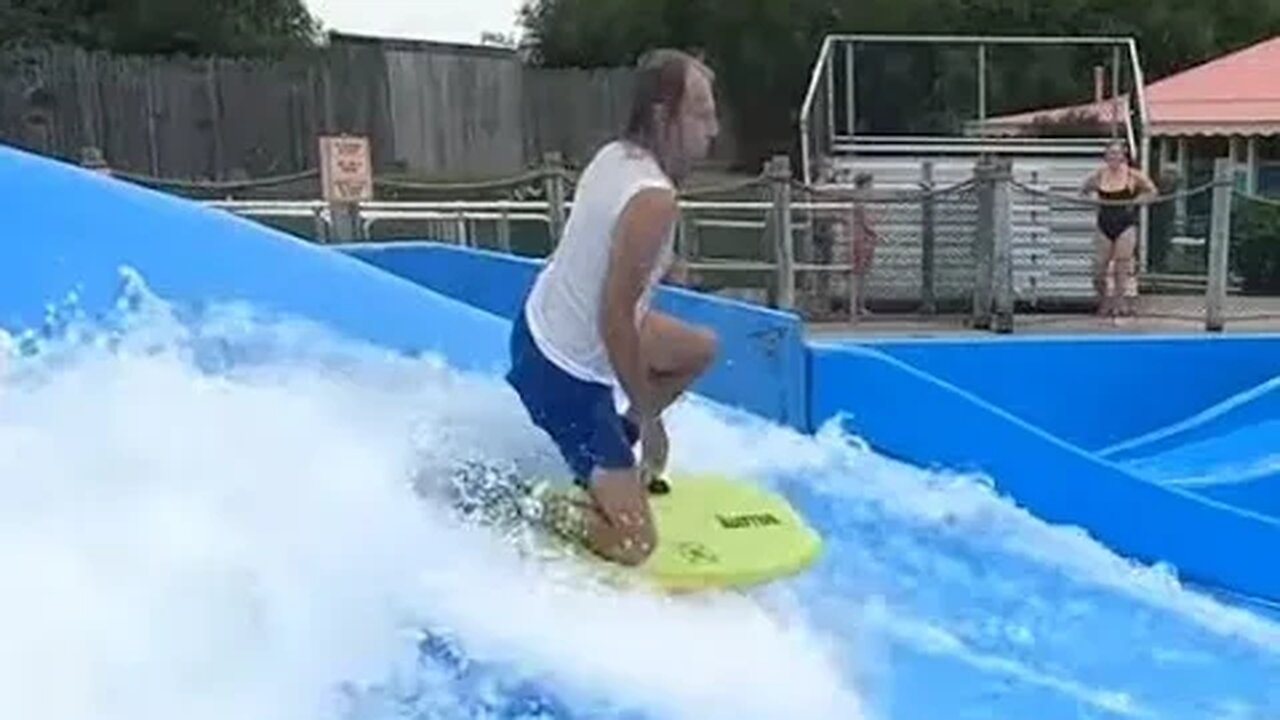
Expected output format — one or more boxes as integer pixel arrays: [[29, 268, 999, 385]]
[[992, 157, 1015, 333], [768, 154, 796, 310], [972, 156, 995, 329], [1206, 157, 1233, 332], [328, 201, 363, 243], [920, 160, 937, 314], [497, 206, 512, 251], [543, 152, 567, 246]]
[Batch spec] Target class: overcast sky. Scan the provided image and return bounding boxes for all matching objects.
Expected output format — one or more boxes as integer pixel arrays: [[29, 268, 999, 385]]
[[306, 0, 525, 45]]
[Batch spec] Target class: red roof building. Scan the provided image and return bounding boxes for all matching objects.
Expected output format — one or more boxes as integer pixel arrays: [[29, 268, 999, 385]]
[[974, 36, 1280, 195], [1141, 35, 1280, 137]]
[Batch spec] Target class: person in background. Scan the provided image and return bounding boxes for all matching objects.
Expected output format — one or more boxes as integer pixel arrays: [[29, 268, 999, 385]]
[[808, 157, 840, 318], [848, 172, 881, 317], [1081, 140, 1158, 317]]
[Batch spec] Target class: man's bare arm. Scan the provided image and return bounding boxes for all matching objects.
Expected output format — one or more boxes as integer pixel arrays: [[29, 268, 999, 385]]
[[1081, 169, 1100, 196], [1133, 169, 1160, 203], [600, 188, 678, 422]]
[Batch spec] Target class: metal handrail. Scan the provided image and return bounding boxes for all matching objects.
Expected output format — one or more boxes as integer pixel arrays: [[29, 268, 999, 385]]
[[832, 140, 1112, 156], [207, 199, 328, 211], [799, 34, 1150, 181], [821, 33, 1142, 45], [798, 35, 836, 187], [206, 198, 977, 218], [848, 135, 1112, 146], [1126, 36, 1154, 273], [358, 200, 552, 212], [361, 210, 550, 223], [227, 207, 325, 219], [202, 157, 1240, 332]]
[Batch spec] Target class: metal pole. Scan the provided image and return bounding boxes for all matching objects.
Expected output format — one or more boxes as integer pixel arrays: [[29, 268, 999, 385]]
[[920, 161, 937, 314], [328, 202, 362, 243], [977, 43, 987, 122], [1206, 157, 1233, 332], [543, 152, 567, 247], [848, 184, 861, 325], [824, 34, 1137, 46], [972, 156, 995, 329], [845, 40, 856, 137], [1136, 50, 1153, 277], [769, 154, 796, 310], [992, 157, 1015, 333], [1110, 47, 1122, 139], [825, 48, 835, 147], [497, 207, 512, 252]]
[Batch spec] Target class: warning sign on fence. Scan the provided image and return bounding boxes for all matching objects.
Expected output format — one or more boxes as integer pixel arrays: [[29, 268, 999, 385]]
[[319, 135, 373, 203]]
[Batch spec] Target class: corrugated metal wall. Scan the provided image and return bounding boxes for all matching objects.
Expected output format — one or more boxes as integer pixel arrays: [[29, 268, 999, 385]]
[[829, 155, 1099, 304]]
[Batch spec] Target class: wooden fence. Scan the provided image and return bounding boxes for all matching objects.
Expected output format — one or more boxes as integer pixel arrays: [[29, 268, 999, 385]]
[[0, 33, 733, 182]]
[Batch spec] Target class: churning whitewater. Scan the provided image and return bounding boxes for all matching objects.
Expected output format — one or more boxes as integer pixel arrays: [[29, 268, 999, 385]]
[[0, 271, 860, 720], [0, 269, 1276, 720]]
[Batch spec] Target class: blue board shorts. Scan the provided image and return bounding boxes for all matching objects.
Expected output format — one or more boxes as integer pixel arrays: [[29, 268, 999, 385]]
[[506, 306, 639, 487]]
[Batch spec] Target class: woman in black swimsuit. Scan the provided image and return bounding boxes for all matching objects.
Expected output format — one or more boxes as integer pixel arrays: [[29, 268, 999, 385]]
[[1082, 140, 1158, 317]]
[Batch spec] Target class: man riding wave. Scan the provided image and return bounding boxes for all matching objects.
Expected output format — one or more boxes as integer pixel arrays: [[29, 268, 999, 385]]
[[506, 48, 720, 566]]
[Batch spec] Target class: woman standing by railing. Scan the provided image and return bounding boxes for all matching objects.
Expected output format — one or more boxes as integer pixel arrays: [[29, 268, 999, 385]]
[[1081, 140, 1158, 317]]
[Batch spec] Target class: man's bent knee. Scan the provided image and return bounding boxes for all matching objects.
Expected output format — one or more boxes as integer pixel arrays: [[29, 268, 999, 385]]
[[692, 326, 718, 374], [641, 312, 718, 377]]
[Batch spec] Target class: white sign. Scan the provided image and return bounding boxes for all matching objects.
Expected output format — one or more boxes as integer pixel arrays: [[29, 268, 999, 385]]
[[319, 135, 373, 203]]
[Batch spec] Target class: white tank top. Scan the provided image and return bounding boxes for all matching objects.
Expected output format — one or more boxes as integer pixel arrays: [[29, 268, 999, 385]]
[[524, 140, 676, 386]]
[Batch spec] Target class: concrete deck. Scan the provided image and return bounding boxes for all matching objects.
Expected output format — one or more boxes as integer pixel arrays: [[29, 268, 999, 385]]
[[806, 295, 1280, 339]]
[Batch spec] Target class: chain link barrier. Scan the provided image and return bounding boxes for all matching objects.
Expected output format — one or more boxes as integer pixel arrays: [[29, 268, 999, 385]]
[[790, 178, 981, 320], [1223, 187, 1280, 327], [1010, 176, 1221, 323]]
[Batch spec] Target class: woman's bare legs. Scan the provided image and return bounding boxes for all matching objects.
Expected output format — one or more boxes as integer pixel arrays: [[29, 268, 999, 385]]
[[1093, 232, 1117, 316], [1112, 227, 1138, 317]]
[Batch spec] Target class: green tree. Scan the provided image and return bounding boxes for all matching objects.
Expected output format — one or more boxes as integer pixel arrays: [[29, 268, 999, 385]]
[[519, 0, 837, 168], [518, 0, 1280, 169], [0, 0, 322, 56]]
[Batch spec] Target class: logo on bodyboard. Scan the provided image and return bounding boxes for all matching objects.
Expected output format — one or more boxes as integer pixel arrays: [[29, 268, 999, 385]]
[[677, 541, 719, 565], [716, 512, 781, 530]]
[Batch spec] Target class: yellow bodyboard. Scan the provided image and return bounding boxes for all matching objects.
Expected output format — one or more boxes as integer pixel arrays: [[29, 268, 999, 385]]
[[534, 473, 823, 593]]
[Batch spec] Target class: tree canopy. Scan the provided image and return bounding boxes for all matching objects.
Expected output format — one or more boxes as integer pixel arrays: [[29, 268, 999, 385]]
[[0, 0, 322, 56], [518, 0, 1280, 168]]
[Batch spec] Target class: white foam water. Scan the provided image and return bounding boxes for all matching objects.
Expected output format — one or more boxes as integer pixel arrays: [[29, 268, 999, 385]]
[[660, 402, 1280, 717], [0, 276, 862, 720]]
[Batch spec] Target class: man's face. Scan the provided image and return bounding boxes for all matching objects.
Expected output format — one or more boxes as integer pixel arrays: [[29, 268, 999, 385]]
[[677, 67, 719, 162], [659, 65, 719, 178]]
